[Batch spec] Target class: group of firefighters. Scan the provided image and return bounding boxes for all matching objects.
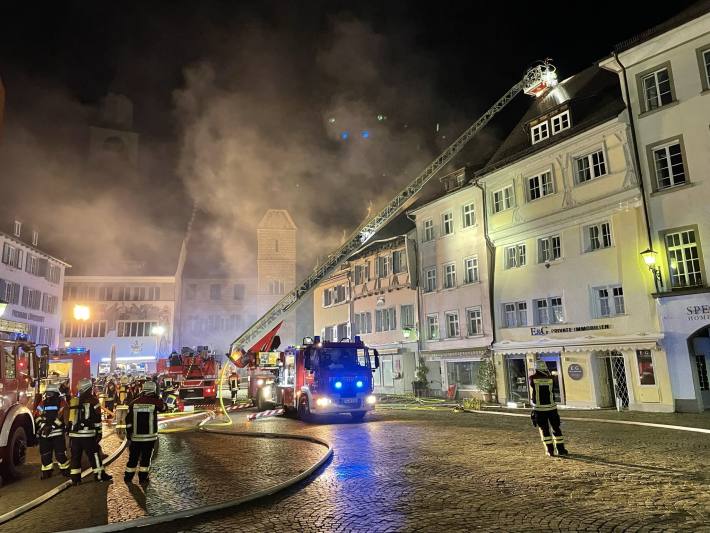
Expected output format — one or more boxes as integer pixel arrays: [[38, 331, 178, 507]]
[[33, 374, 172, 485]]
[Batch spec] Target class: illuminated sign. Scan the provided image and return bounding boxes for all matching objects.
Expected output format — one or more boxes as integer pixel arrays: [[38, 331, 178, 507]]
[[530, 324, 611, 336]]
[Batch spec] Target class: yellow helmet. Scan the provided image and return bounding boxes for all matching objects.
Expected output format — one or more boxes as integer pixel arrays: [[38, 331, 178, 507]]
[[77, 378, 93, 394]]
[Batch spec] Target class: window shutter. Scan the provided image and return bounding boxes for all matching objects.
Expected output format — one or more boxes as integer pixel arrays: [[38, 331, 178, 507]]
[[392, 307, 397, 330]]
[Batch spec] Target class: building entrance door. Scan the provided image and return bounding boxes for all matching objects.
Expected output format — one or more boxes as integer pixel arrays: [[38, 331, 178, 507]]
[[689, 326, 710, 410], [506, 356, 528, 403], [595, 351, 629, 410], [540, 354, 564, 405]]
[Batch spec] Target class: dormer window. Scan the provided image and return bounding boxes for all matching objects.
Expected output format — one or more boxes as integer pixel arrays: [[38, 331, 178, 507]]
[[32, 230, 39, 247], [551, 110, 571, 134], [13, 220, 22, 237], [530, 122, 549, 144]]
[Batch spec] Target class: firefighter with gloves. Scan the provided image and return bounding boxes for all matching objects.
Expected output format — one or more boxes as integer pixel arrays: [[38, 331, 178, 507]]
[[34, 383, 70, 478], [228, 370, 240, 404], [124, 380, 165, 484], [115, 375, 130, 435], [529, 359, 569, 457], [67, 378, 113, 484]]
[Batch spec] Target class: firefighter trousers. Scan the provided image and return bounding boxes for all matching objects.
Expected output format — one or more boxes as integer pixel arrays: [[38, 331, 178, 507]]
[[104, 400, 115, 417], [39, 436, 69, 474], [536, 409, 565, 449], [69, 437, 104, 482], [125, 440, 156, 480]]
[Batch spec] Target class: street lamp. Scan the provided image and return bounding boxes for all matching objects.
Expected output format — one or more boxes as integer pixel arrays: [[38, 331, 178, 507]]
[[64, 340, 71, 348], [0, 298, 7, 318], [73, 304, 90, 321], [151, 325, 165, 357], [640, 248, 663, 292]]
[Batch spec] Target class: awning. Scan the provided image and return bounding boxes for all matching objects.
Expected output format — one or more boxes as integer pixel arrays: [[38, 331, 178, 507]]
[[565, 341, 659, 353], [421, 348, 489, 360]]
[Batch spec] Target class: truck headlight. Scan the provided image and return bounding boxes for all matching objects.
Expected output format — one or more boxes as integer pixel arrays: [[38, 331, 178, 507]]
[[256, 378, 264, 386], [316, 397, 332, 407], [356, 380, 364, 388], [262, 385, 272, 398], [366, 395, 376, 405]]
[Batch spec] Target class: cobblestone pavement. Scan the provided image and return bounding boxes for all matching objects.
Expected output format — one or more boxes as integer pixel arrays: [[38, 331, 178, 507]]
[[3, 409, 709, 533]]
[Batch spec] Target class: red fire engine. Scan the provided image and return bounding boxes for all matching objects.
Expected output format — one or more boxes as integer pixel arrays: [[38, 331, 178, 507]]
[[163, 346, 218, 403], [45, 348, 92, 395]]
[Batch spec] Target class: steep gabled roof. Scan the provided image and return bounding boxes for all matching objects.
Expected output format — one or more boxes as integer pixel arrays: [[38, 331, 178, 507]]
[[477, 65, 625, 176], [257, 209, 296, 230]]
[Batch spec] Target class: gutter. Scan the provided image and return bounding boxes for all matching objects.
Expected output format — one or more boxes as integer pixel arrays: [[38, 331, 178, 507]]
[[472, 179, 496, 346]]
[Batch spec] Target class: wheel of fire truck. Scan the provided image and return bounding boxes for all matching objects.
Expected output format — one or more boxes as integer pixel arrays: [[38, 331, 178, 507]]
[[297, 396, 311, 422], [1, 424, 28, 480], [350, 411, 366, 422]]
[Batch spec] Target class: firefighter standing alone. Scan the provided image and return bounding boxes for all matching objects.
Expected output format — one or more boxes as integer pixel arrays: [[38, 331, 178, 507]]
[[67, 378, 113, 484], [228, 370, 240, 404], [124, 380, 165, 484], [34, 383, 70, 478], [529, 360, 569, 457]]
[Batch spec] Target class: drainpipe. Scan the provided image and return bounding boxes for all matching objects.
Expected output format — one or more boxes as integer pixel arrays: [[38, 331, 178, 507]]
[[473, 179, 496, 343], [613, 51, 654, 250], [406, 212, 428, 393]]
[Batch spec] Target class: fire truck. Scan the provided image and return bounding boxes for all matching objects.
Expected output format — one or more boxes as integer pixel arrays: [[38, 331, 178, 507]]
[[44, 348, 92, 395], [163, 346, 218, 403]]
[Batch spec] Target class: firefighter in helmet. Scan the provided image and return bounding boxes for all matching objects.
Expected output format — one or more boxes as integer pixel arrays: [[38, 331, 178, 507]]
[[115, 375, 130, 434], [164, 383, 180, 413], [228, 369, 240, 404], [67, 378, 113, 484], [529, 359, 568, 457], [34, 383, 70, 478], [124, 380, 166, 484], [104, 378, 117, 420]]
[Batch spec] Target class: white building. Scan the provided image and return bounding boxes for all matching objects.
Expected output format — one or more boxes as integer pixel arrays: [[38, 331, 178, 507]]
[[408, 168, 494, 399], [600, 4, 710, 411], [0, 221, 68, 348], [61, 274, 177, 375]]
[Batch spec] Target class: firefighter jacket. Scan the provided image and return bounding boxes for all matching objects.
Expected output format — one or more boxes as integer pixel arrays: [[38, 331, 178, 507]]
[[35, 396, 68, 439], [68, 394, 103, 438], [529, 371, 557, 412], [126, 393, 166, 442], [105, 383, 117, 402], [229, 373, 239, 390]]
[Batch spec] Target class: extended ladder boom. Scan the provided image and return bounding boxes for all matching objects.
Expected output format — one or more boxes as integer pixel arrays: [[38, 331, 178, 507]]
[[230, 63, 557, 352]]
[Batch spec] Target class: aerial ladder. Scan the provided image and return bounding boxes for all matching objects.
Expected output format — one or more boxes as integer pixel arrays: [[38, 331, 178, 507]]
[[230, 61, 558, 355]]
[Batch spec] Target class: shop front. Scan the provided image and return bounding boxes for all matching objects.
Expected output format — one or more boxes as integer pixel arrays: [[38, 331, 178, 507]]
[[656, 291, 710, 412], [424, 349, 489, 400], [371, 346, 416, 395]]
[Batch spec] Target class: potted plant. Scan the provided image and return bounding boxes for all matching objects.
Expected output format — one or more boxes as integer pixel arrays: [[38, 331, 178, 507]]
[[477, 357, 497, 403], [412, 357, 430, 398]]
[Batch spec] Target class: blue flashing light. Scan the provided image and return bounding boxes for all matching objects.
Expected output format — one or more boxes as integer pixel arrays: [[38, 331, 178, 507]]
[[66, 347, 87, 354], [340, 131, 349, 140], [356, 380, 364, 388], [334, 381, 343, 390], [361, 130, 369, 139]]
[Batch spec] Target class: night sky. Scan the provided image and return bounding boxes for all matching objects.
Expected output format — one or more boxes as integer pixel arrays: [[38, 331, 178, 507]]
[[0, 1, 698, 274]]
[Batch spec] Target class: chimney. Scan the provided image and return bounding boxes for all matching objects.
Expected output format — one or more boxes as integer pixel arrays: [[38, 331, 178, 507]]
[[32, 229, 39, 247], [13, 220, 21, 238]]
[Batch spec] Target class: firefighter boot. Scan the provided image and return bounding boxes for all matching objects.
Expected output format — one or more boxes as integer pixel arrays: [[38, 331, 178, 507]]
[[41, 469, 53, 480], [96, 471, 113, 482], [556, 443, 569, 456], [71, 476, 81, 486], [545, 443, 556, 457]]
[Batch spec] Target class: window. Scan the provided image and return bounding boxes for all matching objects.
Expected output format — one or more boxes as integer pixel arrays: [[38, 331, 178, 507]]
[[2, 244, 23, 268], [641, 67, 673, 111], [46, 265, 61, 284], [701, 48, 710, 90], [353, 312, 372, 335], [530, 121, 549, 144], [323, 326, 335, 342], [445, 312, 460, 338], [424, 267, 437, 293], [594, 285, 625, 317], [538, 235, 561, 263], [652, 141, 686, 190], [392, 250, 407, 274], [427, 314, 439, 340], [575, 150, 607, 183], [336, 323, 348, 341], [21, 287, 41, 310], [322, 288, 332, 307], [332, 284, 348, 304], [442, 212, 454, 235], [466, 307, 482, 336], [210, 284, 222, 300], [584, 222, 612, 252], [13, 220, 22, 237], [32, 230, 39, 247], [637, 350, 656, 385], [375, 307, 396, 332], [534, 297, 564, 325], [551, 110, 571, 134], [0, 279, 20, 304], [464, 257, 479, 284], [117, 321, 157, 337], [64, 320, 107, 338], [447, 361, 482, 389], [462, 203, 475, 228], [527, 171, 554, 201], [423, 219, 434, 242], [354, 263, 372, 284], [41, 294, 58, 314], [401, 304, 415, 328], [268, 280, 285, 295], [493, 186, 514, 213], [443, 263, 456, 289], [186, 284, 197, 300], [377, 255, 391, 278], [664, 228, 703, 288], [503, 301, 528, 328], [505, 244, 526, 269], [234, 284, 245, 300], [147, 287, 161, 300]]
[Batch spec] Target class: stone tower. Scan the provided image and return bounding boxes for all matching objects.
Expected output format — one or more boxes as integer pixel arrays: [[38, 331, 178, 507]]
[[257, 209, 297, 345], [89, 93, 139, 165]]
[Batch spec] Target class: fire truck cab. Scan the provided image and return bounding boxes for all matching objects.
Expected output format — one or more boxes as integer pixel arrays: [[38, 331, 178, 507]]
[[260, 336, 380, 422], [165, 346, 218, 403]]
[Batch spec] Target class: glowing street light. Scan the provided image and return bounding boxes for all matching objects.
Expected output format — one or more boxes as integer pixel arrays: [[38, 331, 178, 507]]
[[151, 325, 165, 336], [640, 248, 663, 293], [64, 340, 71, 348], [73, 304, 90, 321]]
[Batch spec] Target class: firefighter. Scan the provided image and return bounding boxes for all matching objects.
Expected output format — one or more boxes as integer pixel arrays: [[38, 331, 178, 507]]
[[59, 379, 71, 400], [529, 360, 569, 457], [228, 370, 240, 404], [34, 383, 70, 478], [104, 379, 117, 420], [124, 380, 165, 484], [164, 383, 180, 413], [67, 378, 113, 484], [115, 375, 130, 433]]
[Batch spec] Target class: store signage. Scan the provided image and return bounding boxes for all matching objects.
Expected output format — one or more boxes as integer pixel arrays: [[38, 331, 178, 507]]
[[530, 324, 610, 336], [686, 305, 710, 322], [567, 363, 584, 380]]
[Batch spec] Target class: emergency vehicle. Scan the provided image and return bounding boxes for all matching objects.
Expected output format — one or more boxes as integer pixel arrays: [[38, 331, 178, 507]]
[[44, 348, 92, 395], [163, 346, 218, 403]]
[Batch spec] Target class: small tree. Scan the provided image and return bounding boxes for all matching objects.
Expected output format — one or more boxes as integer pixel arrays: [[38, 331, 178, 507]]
[[477, 357, 496, 399], [415, 356, 430, 384]]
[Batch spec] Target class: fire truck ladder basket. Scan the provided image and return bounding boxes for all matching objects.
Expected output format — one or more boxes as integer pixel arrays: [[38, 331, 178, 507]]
[[230, 63, 555, 352]]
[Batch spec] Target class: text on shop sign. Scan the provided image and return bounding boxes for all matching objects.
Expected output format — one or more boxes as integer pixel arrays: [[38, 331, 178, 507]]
[[687, 305, 710, 321], [530, 324, 611, 336]]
